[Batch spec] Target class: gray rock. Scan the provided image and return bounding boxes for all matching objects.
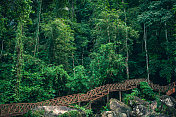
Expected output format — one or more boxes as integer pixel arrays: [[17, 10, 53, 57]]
[[32, 106, 77, 116], [150, 101, 157, 110], [147, 113, 170, 117], [121, 113, 127, 117], [102, 111, 129, 117], [159, 95, 176, 116], [129, 96, 149, 107], [116, 113, 128, 117], [110, 98, 131, 117], [132, 105, 149, 117], [102, 111, 117, 117], [160, 95, 176, 107], [103, 96, 176, 117]]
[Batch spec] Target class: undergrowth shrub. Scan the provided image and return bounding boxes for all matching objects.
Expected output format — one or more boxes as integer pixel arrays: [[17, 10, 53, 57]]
[[22, 110, 45, 117], [139, 82, 155, 100], [74, 104, 93, 117], [123, 88, 139, 105], [58, 110, 81, 117], [100, 103, 110, 113], [123, 81, 156, 105]]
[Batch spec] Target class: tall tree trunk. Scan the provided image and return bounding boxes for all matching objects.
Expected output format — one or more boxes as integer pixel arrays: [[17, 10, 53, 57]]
[[125, 26, 129, 80], [72, 0, 75, 21], [49, 28, 54, 63], [122, 0, 129, 79], [71, 0, 75, 75], [144, 24, 150, 81], [106, 18, 110, 43], [15, 21, 24, 101], [1, 40, 4, 57], [165, 22, 169, 55], [34, 0, 42, 56], [82, 48, 84, 65], [72, 53, 75, 78]]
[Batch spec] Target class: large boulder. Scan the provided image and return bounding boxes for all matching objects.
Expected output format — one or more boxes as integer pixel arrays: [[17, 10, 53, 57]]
[[160, 95, 176, 108], [102, 111, 128, 117], [129, 96, 176, 117], [147, 113, 170, 117], [129, 96, 153, 117], [129, 96, 149, 107], [150, 101, 157, 110], [32, 106, 77, 116], [102, 111, 117, 117], [131, 105, 149, 117], [102, 96, 176, 117], [101, 98, 131, 117], [131, 104, 170, 117], [110, 98, 131, 117], [159, 95, 176, 116]]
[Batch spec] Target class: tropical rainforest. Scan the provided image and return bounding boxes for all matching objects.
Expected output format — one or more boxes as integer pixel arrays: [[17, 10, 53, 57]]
[[0, 0, 176, 106]]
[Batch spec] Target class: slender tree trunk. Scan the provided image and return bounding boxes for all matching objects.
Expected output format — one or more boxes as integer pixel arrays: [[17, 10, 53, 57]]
[[49, 27, 54, 63], [107, 19, 110, 43], [1, 40, 4, 57], [15, 21, 24, 100], [82, 48, 84, 66], [115, 25, 117, 52], [125, 29, 129, 80], [122, 0, 129, 79], [72, 0, 75, 20], [72, 53, 75, 78], [165, 22, 169, 54], [71, 0, 75, 76], [144, 24, 150, 81], [34, 0, 42, 56]]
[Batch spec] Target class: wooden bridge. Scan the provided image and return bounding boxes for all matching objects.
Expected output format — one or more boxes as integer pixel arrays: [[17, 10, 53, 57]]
[[0, 78, 175, 117]]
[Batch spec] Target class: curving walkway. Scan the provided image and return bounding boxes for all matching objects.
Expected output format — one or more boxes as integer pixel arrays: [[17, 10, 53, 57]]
[[0, 78, 175, 117]]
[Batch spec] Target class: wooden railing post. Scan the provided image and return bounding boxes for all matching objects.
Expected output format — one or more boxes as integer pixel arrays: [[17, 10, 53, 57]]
[[107, 94, 109, 103], [78, 102, 81, 106], [119, 91, 122, 101], [89, 101, 92, 109]]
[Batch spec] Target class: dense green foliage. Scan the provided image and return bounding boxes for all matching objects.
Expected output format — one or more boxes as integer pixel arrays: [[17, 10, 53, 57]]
[[123, 82, 156, 104], [74, 104, 93, 116], [0, 0, 176, 105], [22, 110, 45, 117]]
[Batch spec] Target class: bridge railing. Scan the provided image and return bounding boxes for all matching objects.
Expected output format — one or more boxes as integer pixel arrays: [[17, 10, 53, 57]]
[[0, 78, 175, 117]]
